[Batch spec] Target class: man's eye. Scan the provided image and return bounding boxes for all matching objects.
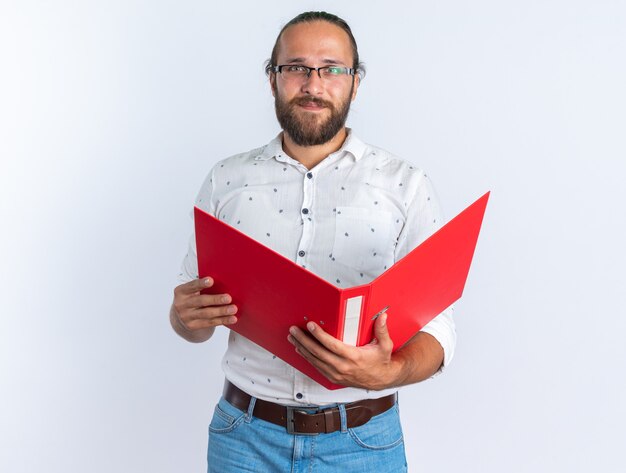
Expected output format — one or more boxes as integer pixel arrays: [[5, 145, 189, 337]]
[[286, 65, 307, 73], [325, 67, 344, 75]]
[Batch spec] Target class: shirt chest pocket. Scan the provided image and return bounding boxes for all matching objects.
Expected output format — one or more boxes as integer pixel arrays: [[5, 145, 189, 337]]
[[332, 207, 395, 274]]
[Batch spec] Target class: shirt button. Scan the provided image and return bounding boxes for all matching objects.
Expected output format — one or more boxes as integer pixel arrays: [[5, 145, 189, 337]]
[[302, 208, 309, 215], [296, 393, 303, 399], [306, 172, 313, 179], [298, 250, 306, 257]]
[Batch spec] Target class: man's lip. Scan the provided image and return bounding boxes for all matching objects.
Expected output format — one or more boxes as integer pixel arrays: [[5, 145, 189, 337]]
[[298, 102, 326, 110]]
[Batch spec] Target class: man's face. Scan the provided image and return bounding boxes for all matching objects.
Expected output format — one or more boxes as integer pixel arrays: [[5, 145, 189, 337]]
[[270, 21, 359, 146]]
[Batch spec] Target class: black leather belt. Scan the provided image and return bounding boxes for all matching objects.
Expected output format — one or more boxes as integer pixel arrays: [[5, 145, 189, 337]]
[[223, 380, 397, 435]]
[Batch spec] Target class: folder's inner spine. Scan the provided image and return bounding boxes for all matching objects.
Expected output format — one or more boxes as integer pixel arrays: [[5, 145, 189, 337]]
[[343, 296, 363, 346]]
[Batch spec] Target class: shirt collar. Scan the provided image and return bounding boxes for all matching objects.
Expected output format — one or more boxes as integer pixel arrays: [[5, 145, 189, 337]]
[[254, 134, 288, 162], [254, 128, 368, 163]]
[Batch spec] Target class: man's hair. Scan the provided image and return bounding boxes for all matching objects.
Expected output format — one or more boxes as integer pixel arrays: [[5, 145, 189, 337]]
[[264, 11, 366, 79]]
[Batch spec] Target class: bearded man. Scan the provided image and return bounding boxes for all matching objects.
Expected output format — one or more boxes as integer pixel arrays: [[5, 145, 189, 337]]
[[170, 11, 455, 472]]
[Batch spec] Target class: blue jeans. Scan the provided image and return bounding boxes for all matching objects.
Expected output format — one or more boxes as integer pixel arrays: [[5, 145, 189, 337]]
[[207, 396, 407, 472]]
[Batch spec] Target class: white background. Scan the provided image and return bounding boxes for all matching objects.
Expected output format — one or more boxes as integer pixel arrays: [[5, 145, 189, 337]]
[[1, 1, 625, 472]]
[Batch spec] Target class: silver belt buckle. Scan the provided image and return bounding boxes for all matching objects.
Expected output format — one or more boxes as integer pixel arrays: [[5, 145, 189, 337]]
[[286, 407, 319, 435]]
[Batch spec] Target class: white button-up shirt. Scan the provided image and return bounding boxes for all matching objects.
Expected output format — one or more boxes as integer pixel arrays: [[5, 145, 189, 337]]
[[179, 129, 456, 405]]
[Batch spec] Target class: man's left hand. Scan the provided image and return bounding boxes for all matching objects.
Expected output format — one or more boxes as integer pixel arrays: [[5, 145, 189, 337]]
[[287, 313, 398, 390]]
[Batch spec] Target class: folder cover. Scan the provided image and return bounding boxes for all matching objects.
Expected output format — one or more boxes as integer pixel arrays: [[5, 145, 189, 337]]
[[195, 192, 489, 390]]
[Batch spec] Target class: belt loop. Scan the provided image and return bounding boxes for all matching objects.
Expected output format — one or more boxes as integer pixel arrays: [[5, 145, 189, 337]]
[[338, 404, 348, 433], [245, 396, 257, 423]]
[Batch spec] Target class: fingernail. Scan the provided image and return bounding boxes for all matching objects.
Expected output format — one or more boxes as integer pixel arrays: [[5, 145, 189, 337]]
[[307, 322, 315, 332], [222, 295, 231, 303], [227, 305, 237, 314], [204, 278, 212, 286], [227, 316, 237, 324], [381, 314, 387, 326], [287, 334, 294, 344], [289, 327, 297, 336]]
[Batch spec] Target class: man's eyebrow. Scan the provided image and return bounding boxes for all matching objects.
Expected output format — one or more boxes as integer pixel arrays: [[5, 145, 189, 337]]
[[283, 57, 347, 66], [321, 58, 346, 65]]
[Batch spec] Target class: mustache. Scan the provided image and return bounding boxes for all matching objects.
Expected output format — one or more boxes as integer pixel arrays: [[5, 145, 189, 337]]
[[291, 96, 334, 109]]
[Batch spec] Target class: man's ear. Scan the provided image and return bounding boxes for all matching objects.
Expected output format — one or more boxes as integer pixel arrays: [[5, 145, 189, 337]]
[[270, 74, 277, 97], [351, 74, 360, 102]]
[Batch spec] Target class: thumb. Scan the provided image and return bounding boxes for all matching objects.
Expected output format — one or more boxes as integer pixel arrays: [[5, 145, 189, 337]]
[[373, 313, 393, 350]]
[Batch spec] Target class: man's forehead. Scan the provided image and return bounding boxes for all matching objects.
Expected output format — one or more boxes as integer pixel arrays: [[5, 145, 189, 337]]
[[276, 21, 353, 63]]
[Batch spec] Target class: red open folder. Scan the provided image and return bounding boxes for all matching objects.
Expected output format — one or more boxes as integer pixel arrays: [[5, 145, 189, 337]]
[[195, 192, 489, 390]]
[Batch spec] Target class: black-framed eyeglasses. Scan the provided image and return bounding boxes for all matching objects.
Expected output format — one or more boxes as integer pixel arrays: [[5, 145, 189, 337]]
[[272, 64, 356, 81]]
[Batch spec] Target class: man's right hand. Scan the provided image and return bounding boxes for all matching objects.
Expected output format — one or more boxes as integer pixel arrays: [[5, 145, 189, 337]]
[[170, 277, 238, 343]]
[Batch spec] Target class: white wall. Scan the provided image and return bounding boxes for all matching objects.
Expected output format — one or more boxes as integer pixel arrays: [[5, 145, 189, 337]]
[[1, 1, 625, 471]]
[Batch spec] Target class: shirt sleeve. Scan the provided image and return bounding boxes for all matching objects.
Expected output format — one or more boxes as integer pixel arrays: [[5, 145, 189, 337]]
[[177, 167, 218, 285], [394, 171, 457, 375]]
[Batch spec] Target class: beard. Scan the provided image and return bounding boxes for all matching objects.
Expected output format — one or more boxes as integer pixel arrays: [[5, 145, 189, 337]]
[[274, 84, 353, 147]]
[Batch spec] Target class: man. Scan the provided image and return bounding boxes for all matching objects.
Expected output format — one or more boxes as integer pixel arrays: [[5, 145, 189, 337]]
[[171, 11, 455, 472]]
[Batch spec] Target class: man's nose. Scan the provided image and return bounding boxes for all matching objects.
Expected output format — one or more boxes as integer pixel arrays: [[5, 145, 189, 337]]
[[301, 70, 324, 94]]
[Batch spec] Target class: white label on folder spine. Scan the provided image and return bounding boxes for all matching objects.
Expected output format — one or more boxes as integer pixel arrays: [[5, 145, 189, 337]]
[[343, 296, 363, 346]]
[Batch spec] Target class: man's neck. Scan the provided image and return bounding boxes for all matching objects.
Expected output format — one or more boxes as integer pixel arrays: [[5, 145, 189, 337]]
[[282, 128, 348, 170]]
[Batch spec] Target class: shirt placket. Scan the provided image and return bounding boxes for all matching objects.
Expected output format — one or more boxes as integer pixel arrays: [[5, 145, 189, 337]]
[[293, 169, 316, 402], [295, 169, 315, 268]]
